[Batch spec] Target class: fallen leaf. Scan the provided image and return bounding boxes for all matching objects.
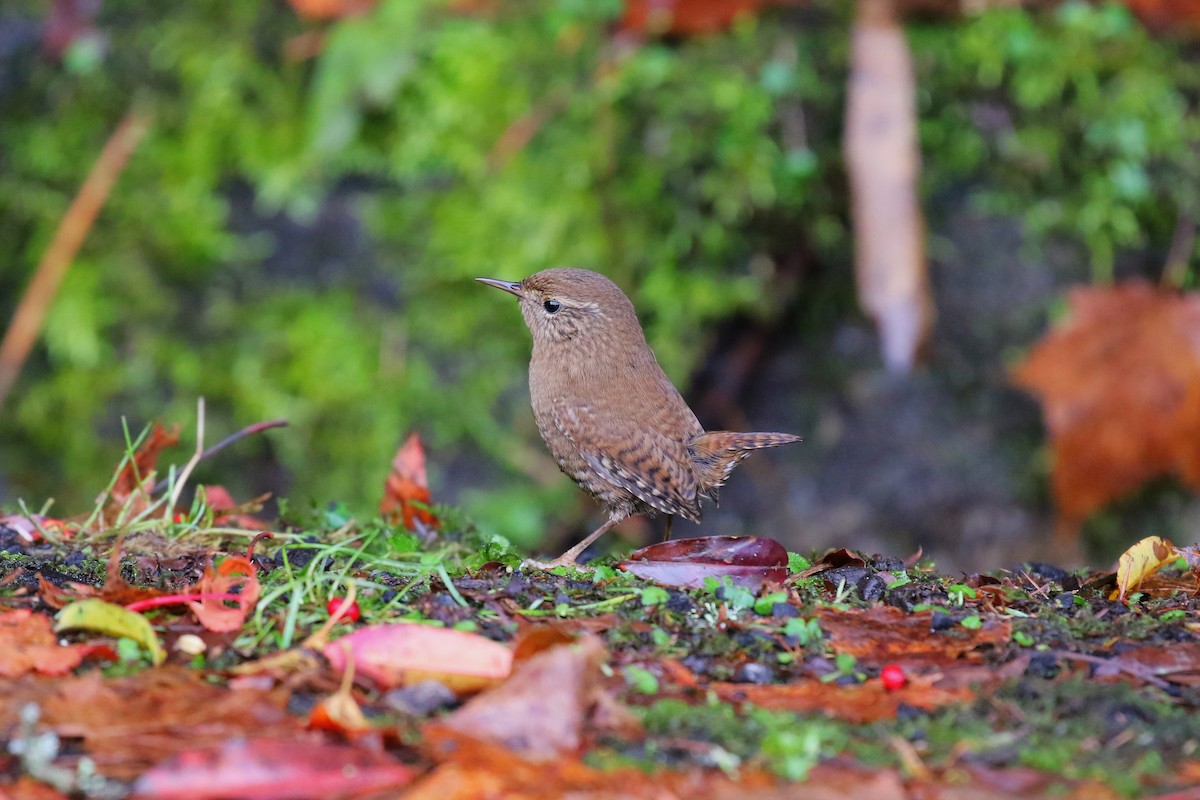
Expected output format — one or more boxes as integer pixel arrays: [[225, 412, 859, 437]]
[[0, 668, 297, 781], [324, 622, 512, 692], [54, 599, 165, 665], [187, 553, 261, 633], [106, 422, 180, 524], [1012, 282, 1200, 524], [617, 535, 787, 590], [132, 736, 413, 799], [202, 485, 271, 530], [818, 606, 1010, 667], [380, 432, 440, 531], [0, 609, 92, 677], [1112, 535, 1177, 602], [1105, 642, 1200, 687], [429, 635, 606, 762]]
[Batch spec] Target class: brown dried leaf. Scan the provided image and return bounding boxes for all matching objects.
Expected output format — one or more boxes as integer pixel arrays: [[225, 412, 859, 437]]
[[0, 610, 89, 677], [430, 636, 606, 762], [818, 606, 1010, 667], [1012, 282, 1200, 523]]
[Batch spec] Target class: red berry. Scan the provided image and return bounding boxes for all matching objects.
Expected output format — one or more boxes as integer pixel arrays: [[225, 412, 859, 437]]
[[880, 664, 907, 691], [326, 596, 360, 623]]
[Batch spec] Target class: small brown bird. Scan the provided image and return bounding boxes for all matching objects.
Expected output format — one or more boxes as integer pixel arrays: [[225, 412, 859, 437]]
[[477, 268, 800, 568]]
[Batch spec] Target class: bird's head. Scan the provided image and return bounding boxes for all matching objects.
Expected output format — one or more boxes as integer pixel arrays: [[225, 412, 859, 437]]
[[476, 267, 640, 346]]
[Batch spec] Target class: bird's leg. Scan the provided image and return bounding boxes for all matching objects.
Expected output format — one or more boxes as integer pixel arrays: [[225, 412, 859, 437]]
[[662, 515, 674, 543], [523, 511, 628, 571]]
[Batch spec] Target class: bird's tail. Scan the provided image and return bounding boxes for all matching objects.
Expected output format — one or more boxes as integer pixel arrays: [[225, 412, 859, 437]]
[[687, 431, 801, 501]]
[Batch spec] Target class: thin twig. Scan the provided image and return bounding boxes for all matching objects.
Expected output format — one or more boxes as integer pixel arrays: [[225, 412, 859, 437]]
[[166, 398, 206, 516], [1161, 207, 1196, 291], [152, 417, 288, 495], [0, 110, 149, 412]]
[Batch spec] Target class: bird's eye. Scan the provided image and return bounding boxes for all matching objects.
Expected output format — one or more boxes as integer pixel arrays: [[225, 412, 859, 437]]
[[543, 299, 561, 314]]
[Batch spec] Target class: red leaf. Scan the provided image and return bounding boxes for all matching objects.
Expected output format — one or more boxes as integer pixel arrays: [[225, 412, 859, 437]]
[[617, 535, 787, 589], [132, 736, 413, 799], [380, 433, 440, 531]]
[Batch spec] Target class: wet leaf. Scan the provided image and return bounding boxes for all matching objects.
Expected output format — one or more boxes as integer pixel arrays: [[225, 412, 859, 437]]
[[323, 622, 512, 692], [380, 432, 440, 531], [133, 736, 413, 799], [0, 609, 92, 677], [617, 535, 787, 590], [1012, 282, 1200, 524], [428, 635, 607, 762], [54, 599, 165, 665], [1113, 535, 1177, 602]]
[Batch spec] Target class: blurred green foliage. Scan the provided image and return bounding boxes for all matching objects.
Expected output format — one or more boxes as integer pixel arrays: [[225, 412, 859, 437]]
[[1, 1, 1197, 543], [915, 2, 1200, 282]]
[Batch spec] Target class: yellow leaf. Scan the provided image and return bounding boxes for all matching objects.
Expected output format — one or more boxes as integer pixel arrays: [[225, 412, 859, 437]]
[[1112, 536, 1176, 603], [55, 599, 166, 665]]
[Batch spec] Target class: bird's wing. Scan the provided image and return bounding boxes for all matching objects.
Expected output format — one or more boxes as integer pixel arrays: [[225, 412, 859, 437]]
[[552, 402, 701, 522]]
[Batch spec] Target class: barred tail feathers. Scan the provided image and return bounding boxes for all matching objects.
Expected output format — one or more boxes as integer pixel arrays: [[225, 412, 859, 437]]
[[687, 431, 801, 500]]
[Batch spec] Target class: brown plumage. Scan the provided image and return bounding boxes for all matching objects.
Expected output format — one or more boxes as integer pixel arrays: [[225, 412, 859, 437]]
[[477, 267, 801, 567]]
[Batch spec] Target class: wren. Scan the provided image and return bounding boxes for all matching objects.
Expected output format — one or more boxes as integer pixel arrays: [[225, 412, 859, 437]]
[[477, 268, 800, 568]]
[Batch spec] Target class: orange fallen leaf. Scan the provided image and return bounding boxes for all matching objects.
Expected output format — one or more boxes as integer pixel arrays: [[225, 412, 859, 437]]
[[323, 622, 512, 692], [380, 432, 440, 531], [1012, 282, 1200, 525], [187, 552, 262, 633], [106, 422, 180, 524], [0, 609, 93, 677]]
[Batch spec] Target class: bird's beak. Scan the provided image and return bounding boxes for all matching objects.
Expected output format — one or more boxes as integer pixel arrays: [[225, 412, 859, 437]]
[[475, 277, 524, 298]]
